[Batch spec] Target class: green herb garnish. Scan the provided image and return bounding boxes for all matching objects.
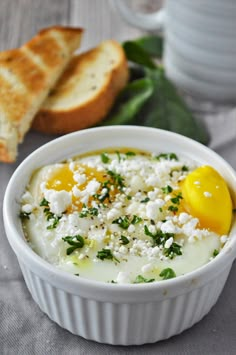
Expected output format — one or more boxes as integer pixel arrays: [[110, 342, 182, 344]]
[[120, 235, 129, 245], [134, 275, 155, 283], [79, 204, 99, 218], [112, 216, 130, 229], [213, 249, 219, 257], [125, 151, 136, 157], [62, 235, 85, 255], [170, 192, 183, 205], [144, 225, 182, 259], [161, 185, 173, 194], [19, 211, 31, 220], [97, 248, 120, 263], [40, 199, 62, 230], [159, 268, 176, 280], [101, 152, 110, 164], [182, 165, 189, 172], [168, 205, 178, 213], [131, 215, 142, 225], [141, 197, 150, 203], [39, 198, 49, 207], [107, 170, 125, 190], [156, 153, 178, 161]]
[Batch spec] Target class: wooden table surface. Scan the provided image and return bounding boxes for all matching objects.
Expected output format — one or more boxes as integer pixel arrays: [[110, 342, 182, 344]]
[[0, 1, 235, 355]]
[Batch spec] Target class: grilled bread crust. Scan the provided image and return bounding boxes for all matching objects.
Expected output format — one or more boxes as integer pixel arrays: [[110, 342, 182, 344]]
[[32, 40, 129, 134], [0, 26, 83, 162]]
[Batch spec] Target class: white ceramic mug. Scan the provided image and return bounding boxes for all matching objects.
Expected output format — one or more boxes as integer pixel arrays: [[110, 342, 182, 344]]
[[110, 0, 236, 102]]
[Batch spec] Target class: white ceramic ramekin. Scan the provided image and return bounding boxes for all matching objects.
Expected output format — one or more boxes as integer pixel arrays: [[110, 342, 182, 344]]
[[3, 126, 236, 345]]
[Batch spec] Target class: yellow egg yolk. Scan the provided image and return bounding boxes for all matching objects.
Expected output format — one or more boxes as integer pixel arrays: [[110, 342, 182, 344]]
[[181, 165, 232, 235], [46, 163, 118, 210]]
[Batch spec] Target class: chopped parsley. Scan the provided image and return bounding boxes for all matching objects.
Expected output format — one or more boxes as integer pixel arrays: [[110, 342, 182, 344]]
[[101, 152, 110, 164], [213, 249, 219, 257], [113, 215, 142, 229], [115, 151, 122, 162], [120, 235, 130, 245], [159, 268, 176, 280], [125, 151, 136, 157], [156, 153, 178, 161], [97, 248, 120, 263], [79, 204, 98, 218], [168, 205, 178, 213], [40, 198, 62, 229], [182, 165, 189, 172], [140, 197, 150, 203], [134, 275, 155, 283], [131, 215, 142, 225], [19, 211, 31, 220], [39, 197, 49, 207], [107, 170, 125, 190], [62, 235, 85, 255], [170, 192, 183, 205], [161, 185, 173, 194], [164, 242, 182, 259], [112, 216, 130, 229], [144, 225, 182, 259]]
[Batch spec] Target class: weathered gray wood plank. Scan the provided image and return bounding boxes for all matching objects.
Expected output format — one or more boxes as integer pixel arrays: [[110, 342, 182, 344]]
[[69, 0, 144, 51], [0, 0, 70, 50]]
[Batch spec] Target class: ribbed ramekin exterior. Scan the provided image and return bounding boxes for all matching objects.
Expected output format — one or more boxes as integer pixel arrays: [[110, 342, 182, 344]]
[[19, 260, 231, 345]]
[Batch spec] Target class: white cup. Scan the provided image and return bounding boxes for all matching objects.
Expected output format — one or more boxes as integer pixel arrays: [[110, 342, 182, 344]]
[[110, 0, 236, 102]]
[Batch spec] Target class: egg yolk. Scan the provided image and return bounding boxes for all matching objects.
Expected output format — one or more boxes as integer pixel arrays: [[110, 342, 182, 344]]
[[181, 165, 232, 235], [46, 163, 118, 210]]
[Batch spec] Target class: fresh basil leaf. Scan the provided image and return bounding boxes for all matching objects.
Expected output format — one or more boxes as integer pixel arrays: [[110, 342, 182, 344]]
[[123, 41, 157, 69], [101, 78, 154, 126], [134, 35, 163, 58], [139, 68, 209, 144]]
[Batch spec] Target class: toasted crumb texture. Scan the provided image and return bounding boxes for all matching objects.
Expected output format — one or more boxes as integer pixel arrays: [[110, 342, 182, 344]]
[[32, 40, 129, 134], [0, 26, 83, 163]]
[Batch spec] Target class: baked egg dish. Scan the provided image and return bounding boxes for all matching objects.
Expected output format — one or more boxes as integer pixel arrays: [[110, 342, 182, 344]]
[[20, 149, 233, 283]]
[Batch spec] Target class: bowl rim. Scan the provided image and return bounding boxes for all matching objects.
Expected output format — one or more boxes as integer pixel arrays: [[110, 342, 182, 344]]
[[3, 126, 236, 301]]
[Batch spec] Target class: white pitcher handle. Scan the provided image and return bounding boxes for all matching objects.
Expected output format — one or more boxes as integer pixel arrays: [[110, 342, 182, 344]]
[[110, 0, 166, 31]]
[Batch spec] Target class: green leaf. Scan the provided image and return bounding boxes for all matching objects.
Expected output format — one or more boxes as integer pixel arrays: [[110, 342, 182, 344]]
[[62, 235, 85, 255], [123, 41, 157, 69], [159, 268, 176, 280], [134, 275, 155, 283], [140, 68, 209, 144], [134, 35, 163, 58], [120, 235, 129, 245], [101, 152, 110, 164], [97, 248, 120, 263], [101, 78, 154, 126]]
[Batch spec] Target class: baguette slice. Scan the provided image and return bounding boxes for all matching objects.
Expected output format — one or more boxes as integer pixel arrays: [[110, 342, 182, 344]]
[[0, 26, 83, 162], [32, 40, 129, 134]]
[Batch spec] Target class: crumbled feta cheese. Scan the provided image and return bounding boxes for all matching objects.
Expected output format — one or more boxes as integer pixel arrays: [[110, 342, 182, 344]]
[[44, 190, 71, 215], [141, 263, 153, 273], [127, 224, 135, 233], [146, 201, 162, 220], [178, 212, 190, 224], [164, 237, 174, 249], [220, 235, 228, 244], [86, 180, 100, 195], [73, 173, 87, 185], [116, 271, 131, 284], [107, 208, 120, 221], [161, 220, 177, 234], [21, 204, 33, 213]]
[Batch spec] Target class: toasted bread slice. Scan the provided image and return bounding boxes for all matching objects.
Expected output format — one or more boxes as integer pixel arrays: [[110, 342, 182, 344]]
[[0, 26, 83, 162], [32, 40, 129, 134]]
